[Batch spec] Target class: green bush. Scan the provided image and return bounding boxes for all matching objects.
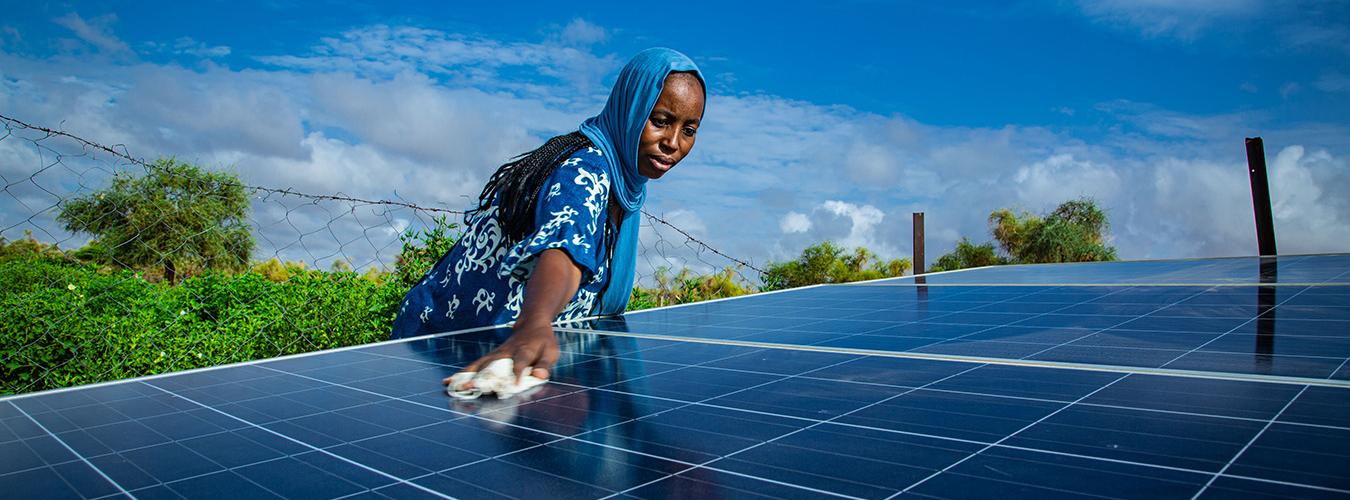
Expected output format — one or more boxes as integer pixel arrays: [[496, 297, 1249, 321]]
[[761, 242, 910, 291], [930, 238, 1010, 272], [0, 253, 405, 395], [0, 213, 467, 395], [628, 266, 754, 311]]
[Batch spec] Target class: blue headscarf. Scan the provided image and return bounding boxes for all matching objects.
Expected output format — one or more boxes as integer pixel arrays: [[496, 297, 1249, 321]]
[[579, 48, 704, 315]]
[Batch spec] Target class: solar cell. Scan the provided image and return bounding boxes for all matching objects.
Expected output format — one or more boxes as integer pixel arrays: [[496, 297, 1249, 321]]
[[3, 256, 1349, 498]]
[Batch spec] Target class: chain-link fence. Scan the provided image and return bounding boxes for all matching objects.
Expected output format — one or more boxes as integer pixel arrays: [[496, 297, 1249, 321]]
[[0, 114, 764, 395]]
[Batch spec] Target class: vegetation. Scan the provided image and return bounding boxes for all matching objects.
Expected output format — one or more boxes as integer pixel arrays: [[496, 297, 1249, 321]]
[[5, 157, 1120, 395], [930, 238, 1009, 272], [931, 197, 1117, 272], [629, 266, 755, 310], [57, 158, 253, 283], [989, 198, 1117, 264], [760, 241, 911, 291], [0, 226, 445, 395], [0, 157, 465, 395]]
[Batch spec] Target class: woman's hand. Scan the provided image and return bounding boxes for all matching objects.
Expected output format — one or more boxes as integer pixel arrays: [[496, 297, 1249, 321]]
[[445, 321, 559, 385], [442, 248, 581, 389]]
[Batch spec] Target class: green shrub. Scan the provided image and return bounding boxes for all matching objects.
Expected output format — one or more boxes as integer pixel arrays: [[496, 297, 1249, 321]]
[[0, 254, 404, 395]]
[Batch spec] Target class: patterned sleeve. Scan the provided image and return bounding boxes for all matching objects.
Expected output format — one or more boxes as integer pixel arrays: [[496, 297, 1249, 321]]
[[497, 146, 610, 286]]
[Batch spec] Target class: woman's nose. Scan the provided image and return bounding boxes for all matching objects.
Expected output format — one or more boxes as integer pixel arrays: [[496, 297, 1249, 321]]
[[659, 131, 678, 152]]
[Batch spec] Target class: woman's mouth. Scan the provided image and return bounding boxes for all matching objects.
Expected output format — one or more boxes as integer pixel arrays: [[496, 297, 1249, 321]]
[[648, 156, 674, 172]]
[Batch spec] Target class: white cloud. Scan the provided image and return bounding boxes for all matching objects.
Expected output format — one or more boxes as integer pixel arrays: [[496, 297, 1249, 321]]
[[54, 13, 130, 55], [4, 19, 1349, 281], [1013, 154, 1123, 208], [1280, 82, 1301, 99], [1074, 0, 1263, 41], [1315, 72, 1350, 93], [169, 37, 231, 58], [1095, 99, 1259, 141], [780, 212, 811, 234], [1268, 145, 1350, 254], [557, 18, 607, 47], [257, 25, 618, 92], [822, 200, 887, 251]]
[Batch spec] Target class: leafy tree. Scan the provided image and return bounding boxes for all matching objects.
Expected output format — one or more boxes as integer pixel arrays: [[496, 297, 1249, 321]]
[[0, 230, 69, 262], [630, 266, 754, 309], [930, 238, 1009, 272], [989, 197, 1116, 264], [761, 241, 910, 290], [330, 258, 353, 273], [251, 258, 314, 282], [928, 198, 1116, 272], [392, 214, 460, 290], [57, 159, 253, 283]]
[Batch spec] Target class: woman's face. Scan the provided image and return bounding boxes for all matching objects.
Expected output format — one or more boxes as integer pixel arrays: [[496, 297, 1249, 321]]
[[637, 73, 705, 180]]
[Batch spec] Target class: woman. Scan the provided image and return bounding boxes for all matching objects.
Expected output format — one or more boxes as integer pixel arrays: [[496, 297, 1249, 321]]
[[390, 48, 705, 385]]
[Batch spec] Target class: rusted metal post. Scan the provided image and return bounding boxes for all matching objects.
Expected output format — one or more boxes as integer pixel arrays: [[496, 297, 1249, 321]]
[[1246, 137, 1277, 256], [912, 212, 925, 276]]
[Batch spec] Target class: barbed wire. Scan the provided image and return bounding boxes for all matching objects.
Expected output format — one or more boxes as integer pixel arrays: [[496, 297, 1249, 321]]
[[0, 112, 762, 275], [0, 114, 468, 216], [0, 113, 769, 395], [640, 210, 767, 276]]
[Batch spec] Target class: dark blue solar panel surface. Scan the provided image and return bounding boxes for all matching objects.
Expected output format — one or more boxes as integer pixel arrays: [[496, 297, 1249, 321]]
[[869, 253, 1350, 285], [580, 283, 1350, 381], [3, 255, 1349, 499]]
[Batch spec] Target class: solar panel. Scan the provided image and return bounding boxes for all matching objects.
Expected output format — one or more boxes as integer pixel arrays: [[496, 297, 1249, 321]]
[[3, 255, 1349, 498]]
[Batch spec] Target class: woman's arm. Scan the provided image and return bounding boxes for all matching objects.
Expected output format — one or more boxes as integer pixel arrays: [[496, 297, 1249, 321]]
[[445, 248, 581, 384]]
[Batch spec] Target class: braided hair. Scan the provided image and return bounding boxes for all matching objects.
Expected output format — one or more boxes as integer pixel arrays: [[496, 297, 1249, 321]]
[[475, 131, 594, 245]]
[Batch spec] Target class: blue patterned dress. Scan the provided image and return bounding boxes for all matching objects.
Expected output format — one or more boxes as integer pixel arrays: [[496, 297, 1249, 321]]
[[390, 146, 614, 339]]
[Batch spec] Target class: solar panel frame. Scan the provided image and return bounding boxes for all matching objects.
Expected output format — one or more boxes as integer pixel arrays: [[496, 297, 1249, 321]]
[[4, 255, 1350, 499]]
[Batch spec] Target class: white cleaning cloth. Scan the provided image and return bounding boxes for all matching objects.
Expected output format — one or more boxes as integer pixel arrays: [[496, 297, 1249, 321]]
[[447, 358, 547, 400]]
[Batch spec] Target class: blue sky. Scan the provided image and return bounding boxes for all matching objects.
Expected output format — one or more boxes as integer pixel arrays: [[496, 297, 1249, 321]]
[[2, 1, 1348, 276]]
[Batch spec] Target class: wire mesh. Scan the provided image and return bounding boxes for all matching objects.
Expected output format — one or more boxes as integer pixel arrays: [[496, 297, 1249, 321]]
[[0, 114, 763, 395]]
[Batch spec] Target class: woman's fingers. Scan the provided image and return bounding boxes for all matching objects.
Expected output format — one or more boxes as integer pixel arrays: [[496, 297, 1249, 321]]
[[448, 349, 507, 386], [511, 345, 543, 383]]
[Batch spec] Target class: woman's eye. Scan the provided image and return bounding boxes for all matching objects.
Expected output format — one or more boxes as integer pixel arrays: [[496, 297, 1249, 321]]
[[683, 127, 698, 136], [651, 117, 668, 127]]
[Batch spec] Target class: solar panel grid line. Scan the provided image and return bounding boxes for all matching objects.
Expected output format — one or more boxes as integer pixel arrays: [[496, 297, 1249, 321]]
[[5, 332, 1344, 497], [577, 285, 1094, 359], [574, 277, 1350, 382], [4, 353, 509, 498], [8, 256, 1350, 498], [362, 338, 1030, 497], [241, 359, 678, 495], [379, 335, 1350, 497], [1156, 269, 1345, 375], [138, 381, 458, 500], [377, 336, 1350, 443], [819, 286, 1140, 354], [554, 327, 1350, 389], [618, 363, 993, 499], [7, 401, 132, 498], [824, 287, 1116, 337], [251, 337, 878, 498], [860, 282, 1350, 287], [185, 364, 586, 497], [1014, 287, 1228, 364], [0, 322, 511, 407], [1190, 385, 1311, 500], [864, 254, 1350, 287], [891, 374, 1132, 497], [616, 281, 994, 324], [560, 278, 846, 327], [1332, 358, 1350, 381]]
